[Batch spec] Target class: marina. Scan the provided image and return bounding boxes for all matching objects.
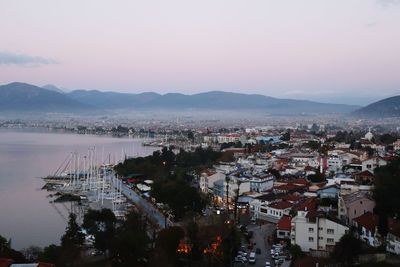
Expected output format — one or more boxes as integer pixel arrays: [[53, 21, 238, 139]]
[[0, 129, 158, 249]]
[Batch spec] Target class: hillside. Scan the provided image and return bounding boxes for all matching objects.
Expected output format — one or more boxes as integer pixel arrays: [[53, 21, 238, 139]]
[[68, 90, 359, 114], [0, 82, 90, 112], [352, 95, 400, 117]]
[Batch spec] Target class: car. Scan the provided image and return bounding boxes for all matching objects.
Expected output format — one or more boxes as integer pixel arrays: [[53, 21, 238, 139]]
[[265, 261, 271, 267], [248, 252, 256, 264], [256, 248, 261, 254], [235, 256, 245, 263], [238, 251, 248, 257]]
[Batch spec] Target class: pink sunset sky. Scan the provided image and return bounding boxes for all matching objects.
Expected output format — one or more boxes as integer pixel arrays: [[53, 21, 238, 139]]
[[0, 0, 399, 105]]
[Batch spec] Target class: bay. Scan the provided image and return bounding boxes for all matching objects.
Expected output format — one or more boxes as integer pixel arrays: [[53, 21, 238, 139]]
[[0, 128, 157, 249]]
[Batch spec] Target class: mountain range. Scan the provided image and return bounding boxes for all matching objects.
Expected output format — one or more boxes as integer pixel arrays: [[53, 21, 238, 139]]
[[2, 82, 394, 116], [0, 82, 89, 112]]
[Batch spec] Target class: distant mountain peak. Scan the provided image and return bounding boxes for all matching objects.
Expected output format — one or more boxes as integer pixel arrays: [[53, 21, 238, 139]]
[[42, 84, 64, 94], [0, 82, 90, 112]]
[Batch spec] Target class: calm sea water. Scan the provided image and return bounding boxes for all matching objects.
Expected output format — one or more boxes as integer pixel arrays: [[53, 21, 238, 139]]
[[0, 129, 157, 249]]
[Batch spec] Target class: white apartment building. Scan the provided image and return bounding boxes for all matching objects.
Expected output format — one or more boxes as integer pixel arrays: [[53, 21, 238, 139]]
[[291, 210, 349, 252], [199, 171, 226, 193], [217, 134, 241, 144], [361, 157, 387, 173], [250, 174, 274, 192], [252, 201, 292, 223]]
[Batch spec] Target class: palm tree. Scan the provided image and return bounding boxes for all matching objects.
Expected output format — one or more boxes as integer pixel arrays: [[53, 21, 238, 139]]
[[234, 179, 242, 222], [225, 176, 230, 212]]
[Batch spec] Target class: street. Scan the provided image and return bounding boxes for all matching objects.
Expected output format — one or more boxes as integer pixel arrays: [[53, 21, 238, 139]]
[[235, 222, 276, 267], [119, 182, 170, 229]]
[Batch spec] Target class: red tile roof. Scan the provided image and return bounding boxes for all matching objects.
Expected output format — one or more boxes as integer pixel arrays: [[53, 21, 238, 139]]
[[292, 178, 310, 186], [353, 212, 379, 232], [355, 170, 375, 178], [296, 197, 318, 212], [281, 193, 302, 202], [269, 201, 293, 210], [277, 215, 292, 231]]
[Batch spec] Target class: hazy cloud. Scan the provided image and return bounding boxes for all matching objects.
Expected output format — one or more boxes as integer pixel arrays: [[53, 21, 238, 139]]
[[0, 51, 58, 66], [377, 0, 400, 6]]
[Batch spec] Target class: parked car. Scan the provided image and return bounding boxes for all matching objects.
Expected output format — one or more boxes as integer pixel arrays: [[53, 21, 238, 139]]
[[235, 256, 246, 263], [238, 251, 248, 257], [265, 261, 271, 267], [248, 252, 256, 264]]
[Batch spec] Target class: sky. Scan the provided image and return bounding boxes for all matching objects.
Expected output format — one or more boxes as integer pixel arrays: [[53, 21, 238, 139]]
[[0, 0, 400, 105]]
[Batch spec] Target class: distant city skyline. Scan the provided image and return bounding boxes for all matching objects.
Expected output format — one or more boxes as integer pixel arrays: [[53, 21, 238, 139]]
[[1, 0, 400, 106]]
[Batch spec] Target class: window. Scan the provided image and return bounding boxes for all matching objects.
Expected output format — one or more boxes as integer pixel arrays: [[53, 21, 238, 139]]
[[327, 229, 334, 234], [360, 201, 363, 205], [354, 209, 357, 215], [319, 237, 323, 240], [318, 227, 323, 231], [309, 228, 314, 233], [327, 238, 334, 244], [309, 237, 314, 242]]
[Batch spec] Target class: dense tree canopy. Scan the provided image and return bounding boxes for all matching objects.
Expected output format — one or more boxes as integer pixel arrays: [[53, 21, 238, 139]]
[[373, 157, 400, 235], [111, 210, 150, 267], [82, 209, 117, 253], [331, 233, 362, 266], [151, 177, 207, 220]]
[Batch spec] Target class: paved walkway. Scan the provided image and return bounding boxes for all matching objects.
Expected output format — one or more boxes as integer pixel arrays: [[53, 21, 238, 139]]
[[119, 182, 171, 229]]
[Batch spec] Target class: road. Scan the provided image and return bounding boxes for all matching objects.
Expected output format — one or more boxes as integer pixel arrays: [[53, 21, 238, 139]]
[[234, 222, 276, 267], [119, 182, 171, 229]]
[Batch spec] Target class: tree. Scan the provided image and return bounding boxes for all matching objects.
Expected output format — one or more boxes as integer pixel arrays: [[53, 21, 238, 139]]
[[225, 176, 231, 212], [307, 171, 326, 183], [151, 178, 207, 219], [112, 210, 150, 267], [37, 245, 62, 265], [82, 208, 117, 253], [0, 234, 26, 263], [150, 226, 185, 267], [281, 130, 290, 141], [187, 131, 195, 143], [331, 233, 362, 266], [60, 213, 84, 266], [373, 157, 400, 236], [233, 180, 242, 222], [289, 244, 304, 260], [21, 246, 42, 261], [379, 133, 397, 145]]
